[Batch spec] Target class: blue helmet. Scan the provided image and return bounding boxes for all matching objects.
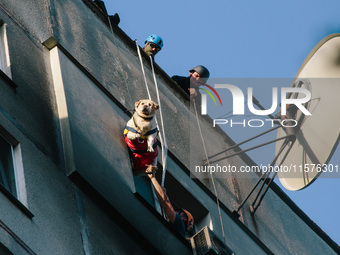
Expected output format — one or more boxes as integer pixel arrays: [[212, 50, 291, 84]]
[[145, 34, 163, 49]]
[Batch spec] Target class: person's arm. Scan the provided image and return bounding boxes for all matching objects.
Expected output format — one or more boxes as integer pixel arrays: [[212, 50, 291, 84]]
[[188, 88, 198, 97], [147, 172, 176, 223]]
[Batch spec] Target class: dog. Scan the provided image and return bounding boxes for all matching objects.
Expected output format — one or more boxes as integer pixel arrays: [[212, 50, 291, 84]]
[[124, 99, 159, 174]]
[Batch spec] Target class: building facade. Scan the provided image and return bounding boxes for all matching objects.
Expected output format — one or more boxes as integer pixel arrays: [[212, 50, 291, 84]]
[[0, 0, 338, 254]]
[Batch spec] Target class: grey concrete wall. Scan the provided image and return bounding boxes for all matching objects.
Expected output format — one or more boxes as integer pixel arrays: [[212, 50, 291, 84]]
[[0, 0, 338, 255]]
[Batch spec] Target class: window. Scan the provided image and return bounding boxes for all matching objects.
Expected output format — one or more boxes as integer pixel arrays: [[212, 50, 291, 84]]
[[0, 135, 17, 197], [134, 169, 210, 238], [0, 242, 13, 255], [134, 175, 156, 206], [0, 129, 27, 209], [0, 127, 30, 217], [158, 172, 210, 235], [0, 21, 12, 78], [134, 168, 210, 238]]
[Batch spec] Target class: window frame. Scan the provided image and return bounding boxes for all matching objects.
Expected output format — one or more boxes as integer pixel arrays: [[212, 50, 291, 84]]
[[0, 21, 12, 79], [0, 126, 33, 218], [0, 135, 16, 195], [156, 171, 211, 235], [0, 20, 17, 91], [134, 167, 210, 243]]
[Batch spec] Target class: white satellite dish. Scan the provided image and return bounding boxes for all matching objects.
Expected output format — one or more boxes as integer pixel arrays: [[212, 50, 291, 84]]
[[276, 33, 340, 191], [206, 34, 340, 215]]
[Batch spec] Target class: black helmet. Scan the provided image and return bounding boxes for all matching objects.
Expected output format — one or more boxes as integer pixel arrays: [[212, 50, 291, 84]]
[[189, 65, 210, 79]]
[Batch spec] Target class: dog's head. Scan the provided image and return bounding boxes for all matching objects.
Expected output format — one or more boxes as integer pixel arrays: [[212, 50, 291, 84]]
[[135, 99, 159, 118]]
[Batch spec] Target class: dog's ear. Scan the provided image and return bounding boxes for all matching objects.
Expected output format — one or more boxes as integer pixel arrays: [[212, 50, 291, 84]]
[[153, 102, 159, 109], [135, 100, 142, 109]]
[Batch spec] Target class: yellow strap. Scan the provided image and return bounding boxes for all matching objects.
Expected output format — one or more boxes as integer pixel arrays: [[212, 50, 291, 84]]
[[124, 128, 147, 140]]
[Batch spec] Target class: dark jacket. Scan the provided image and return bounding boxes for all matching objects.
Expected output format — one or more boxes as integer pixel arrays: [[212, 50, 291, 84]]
[[171, 75, 190, 95], [171, 75, 202, 106]]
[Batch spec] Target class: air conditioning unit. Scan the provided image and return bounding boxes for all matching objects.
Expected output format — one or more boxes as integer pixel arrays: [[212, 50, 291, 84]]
[[190, 226, 235, 255]]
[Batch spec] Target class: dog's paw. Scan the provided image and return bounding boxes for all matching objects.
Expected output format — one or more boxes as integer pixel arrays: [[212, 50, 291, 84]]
[[127, 132, 141, 140], [147, 146, 154, 153]]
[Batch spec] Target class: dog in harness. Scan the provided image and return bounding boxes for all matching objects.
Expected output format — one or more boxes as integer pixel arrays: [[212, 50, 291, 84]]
[[124, 99, 159, 174]]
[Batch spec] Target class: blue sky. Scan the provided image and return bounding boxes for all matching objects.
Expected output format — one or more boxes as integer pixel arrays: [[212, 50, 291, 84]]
[[105, 0, 340, 245]]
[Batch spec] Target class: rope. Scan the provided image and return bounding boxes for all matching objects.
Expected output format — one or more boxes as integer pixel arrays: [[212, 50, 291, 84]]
[[193, 99, 227, 243], [150, 56, 168, 187], [135, 41, 152, 100], [135, 41, 168, 187]]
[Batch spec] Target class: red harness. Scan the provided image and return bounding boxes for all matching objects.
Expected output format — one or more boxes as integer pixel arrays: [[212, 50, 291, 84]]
[[124, 133, 158, 172]]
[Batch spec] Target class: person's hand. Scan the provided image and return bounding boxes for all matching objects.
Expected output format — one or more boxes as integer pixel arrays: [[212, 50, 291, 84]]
[[145, 165, 156, 179], [188, 88, 198, 97]]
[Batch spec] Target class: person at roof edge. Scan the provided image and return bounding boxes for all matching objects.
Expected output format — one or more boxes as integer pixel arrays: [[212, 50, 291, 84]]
[[171, 65, 210, 104], [146, 170, 195, 238], [143, 34, 163, 58]]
